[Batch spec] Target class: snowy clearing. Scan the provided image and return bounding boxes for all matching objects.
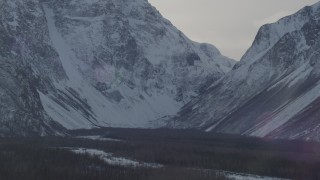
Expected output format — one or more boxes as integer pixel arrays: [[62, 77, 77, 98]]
[[223, 171, 289, 180], [75, 135, 123, 142], [67, 147, 162, 168]]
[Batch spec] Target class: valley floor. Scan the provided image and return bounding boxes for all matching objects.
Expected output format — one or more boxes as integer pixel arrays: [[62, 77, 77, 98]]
[[0, 128, 319, 180]]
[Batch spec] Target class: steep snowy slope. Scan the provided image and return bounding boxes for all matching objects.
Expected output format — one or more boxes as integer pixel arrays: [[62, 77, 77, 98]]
[[0, 0, 67, 136], [172, 2, 320, 141], [0, 0, 234, 135]]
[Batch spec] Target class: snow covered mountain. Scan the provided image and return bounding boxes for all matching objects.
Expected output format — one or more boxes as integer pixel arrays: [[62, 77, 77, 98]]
[[172, 2, 320, 141], [0, 0, 234, 135]]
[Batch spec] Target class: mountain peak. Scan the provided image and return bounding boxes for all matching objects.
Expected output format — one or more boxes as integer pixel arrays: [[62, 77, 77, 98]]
[[240, 3, 318, 66], [0, 0, 234, 135], [172, 2, 320, 141]]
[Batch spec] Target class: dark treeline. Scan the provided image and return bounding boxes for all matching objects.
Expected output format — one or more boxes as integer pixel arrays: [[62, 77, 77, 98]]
[[0, 142, 225, 180], [1, 128, 320, 179], [71, 128, 320, 154]]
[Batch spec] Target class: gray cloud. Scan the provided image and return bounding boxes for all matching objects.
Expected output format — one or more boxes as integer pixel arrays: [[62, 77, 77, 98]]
[[149, 0, 319, 60]]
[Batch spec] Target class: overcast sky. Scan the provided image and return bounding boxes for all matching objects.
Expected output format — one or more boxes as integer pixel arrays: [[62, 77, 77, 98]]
[[149, 0, 319, 60]]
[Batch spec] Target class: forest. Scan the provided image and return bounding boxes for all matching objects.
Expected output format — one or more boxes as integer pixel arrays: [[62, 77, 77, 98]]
[[0, 128, 320, 180]]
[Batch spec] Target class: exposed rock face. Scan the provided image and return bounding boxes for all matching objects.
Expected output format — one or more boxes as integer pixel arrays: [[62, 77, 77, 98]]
[[0, 0, 234, 135], [0, 0, 66, 136], [173, 2, 320, 141]]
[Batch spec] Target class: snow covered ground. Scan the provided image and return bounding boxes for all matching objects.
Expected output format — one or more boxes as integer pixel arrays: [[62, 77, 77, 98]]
[[67, 147, 162, 168], [75, 135, 123, 142], [63, 146, 290, 179], [222, 171, 289, 180]]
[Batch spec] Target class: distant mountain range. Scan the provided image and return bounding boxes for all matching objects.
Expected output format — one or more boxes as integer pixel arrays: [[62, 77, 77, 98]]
[[1, 0, 320, 141]]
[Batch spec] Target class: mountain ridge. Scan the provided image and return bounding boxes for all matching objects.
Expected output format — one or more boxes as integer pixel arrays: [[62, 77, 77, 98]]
[[172, 1, 320, 141], [0, 0, 234, 135]]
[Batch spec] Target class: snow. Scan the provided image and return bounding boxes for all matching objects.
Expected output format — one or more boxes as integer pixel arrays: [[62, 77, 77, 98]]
[[222, 171, 287, 180], [266, 62, 312, 91], [75, 135, 123, 142], [70, 0, 100, 5], [42, 5, 184, 129], [38, 0, 235, 132], [241, 5, 313, 64], [66, 147, 285, 179], [7, 15, 18, 27], [64, 15, 105, 21], [39, 91, 94, 129], [252, 81, 320, 137], [68, 148, 163, 168], [44, 6, 85, 87], [287, 64, 312, 87], [312, 1, 320, 11], [173, 1, 320, 141]]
